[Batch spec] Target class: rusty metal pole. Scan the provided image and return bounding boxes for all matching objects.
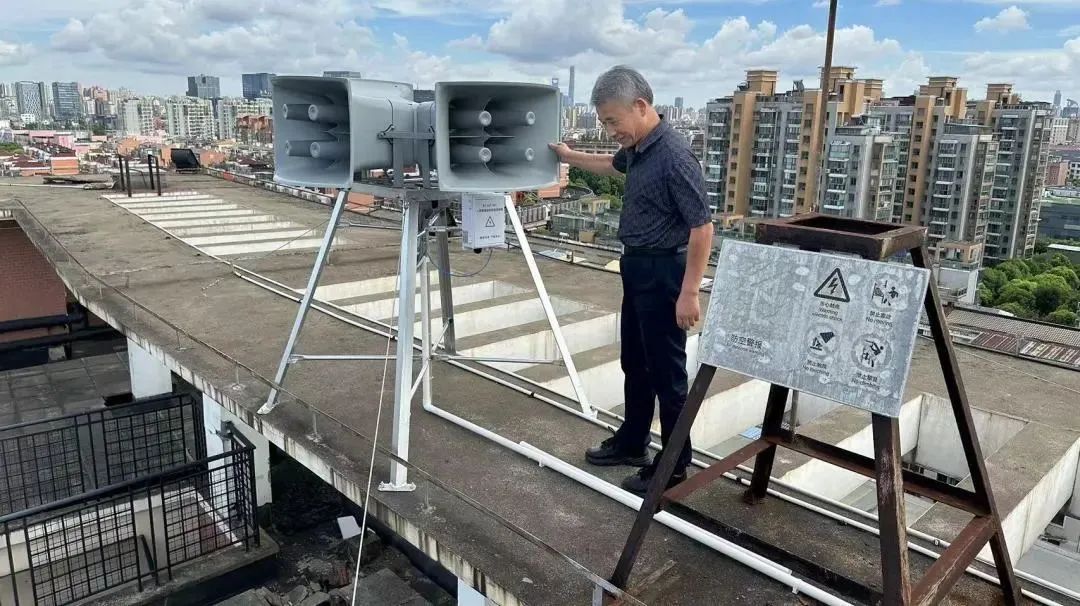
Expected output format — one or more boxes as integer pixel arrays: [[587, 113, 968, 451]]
[[124, 157, 132, 197], [146, 153, 155, 191], [811, 0, 838, 214]]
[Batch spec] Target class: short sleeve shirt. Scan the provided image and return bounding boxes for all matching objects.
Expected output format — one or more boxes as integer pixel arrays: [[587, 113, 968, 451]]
[[613, 119, 710, 249]]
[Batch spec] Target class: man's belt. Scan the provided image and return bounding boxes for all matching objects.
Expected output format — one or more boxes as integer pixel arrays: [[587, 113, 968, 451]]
[[622, 245, 688, 256]]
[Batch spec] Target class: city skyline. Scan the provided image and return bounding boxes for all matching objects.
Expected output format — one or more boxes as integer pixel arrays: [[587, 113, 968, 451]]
[[0, 1, 1078, 108]]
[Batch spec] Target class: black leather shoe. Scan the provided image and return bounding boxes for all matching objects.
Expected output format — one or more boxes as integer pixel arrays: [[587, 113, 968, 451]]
[[585, 437, 651, 467], [620, 466, 687, 497]]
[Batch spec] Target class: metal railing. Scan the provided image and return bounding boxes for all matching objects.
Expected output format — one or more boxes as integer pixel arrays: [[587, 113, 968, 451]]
[[0, 393, 205, 517], [0, 425, 256, 606]]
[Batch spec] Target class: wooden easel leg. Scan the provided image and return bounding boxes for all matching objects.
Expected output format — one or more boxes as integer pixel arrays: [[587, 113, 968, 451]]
[[744, 385, 790, 504], [610, 365, 717, 589], [910, 247, 1020, 604], [872, 414, 911, 604]]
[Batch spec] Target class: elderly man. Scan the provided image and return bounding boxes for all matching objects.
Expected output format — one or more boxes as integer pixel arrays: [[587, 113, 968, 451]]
[[549, 66, 713, 495]]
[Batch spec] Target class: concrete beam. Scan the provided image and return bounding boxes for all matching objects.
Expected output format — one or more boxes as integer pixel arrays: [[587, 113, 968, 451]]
[[127, 337, 172, 398]]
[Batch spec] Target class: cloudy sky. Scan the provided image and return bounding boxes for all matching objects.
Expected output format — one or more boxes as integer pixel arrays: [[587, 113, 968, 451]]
[[0, 0, 1077, 108]]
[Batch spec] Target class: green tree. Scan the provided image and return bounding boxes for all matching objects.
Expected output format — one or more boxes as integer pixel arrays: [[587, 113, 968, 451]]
[[976, 284, 995, 306], [980, 267, 1008, 294], [1047, 265, 1080, 289], [91, 125, 106, 136], [996, 259, 1031, 281], [996, 279, 1036, 310], [996, 302, 1032, 318], [1046, 308, 1078, 327], [1034, 282, 1072, 316]]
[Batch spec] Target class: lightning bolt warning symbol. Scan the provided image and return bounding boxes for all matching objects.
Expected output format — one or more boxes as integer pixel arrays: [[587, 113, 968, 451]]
[[813, 268, 850, 303]]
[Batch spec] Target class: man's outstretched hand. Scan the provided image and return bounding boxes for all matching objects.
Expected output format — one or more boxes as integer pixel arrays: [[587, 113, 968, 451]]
[[548, 142, 572, 162]]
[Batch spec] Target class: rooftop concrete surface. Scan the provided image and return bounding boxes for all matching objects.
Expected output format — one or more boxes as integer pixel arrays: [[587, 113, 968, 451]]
[[4, 174, 1076, 605], [0, 352, 130, 425]]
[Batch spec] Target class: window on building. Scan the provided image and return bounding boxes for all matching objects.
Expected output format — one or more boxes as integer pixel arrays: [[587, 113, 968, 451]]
[[851, 177, 857, 185]]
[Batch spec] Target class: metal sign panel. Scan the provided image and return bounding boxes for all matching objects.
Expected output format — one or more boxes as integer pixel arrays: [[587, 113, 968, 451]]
[[698, 240, 930, 417]]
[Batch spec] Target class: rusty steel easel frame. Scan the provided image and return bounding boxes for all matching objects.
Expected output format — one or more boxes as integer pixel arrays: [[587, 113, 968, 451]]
[[611, 214, 1021, 606]]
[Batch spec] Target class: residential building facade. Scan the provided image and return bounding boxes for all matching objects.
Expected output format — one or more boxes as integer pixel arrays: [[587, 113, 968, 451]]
[[818, 118, 898, 222], [969, 84, 1051, 260], [165, 97, 216, 140], [216, 98, 273, 140], [119, 99, 156, 136]]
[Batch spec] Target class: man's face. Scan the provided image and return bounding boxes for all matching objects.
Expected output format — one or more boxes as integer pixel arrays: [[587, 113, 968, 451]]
[[597, 99, 649, 149]]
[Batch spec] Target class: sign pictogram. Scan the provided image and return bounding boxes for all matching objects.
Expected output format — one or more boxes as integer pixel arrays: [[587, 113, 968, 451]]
[[814, 268, 850, 303]]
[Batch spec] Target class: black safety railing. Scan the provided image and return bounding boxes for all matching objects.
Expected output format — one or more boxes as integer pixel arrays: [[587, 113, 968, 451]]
[[0, 425, 257, 606], [0, 393, 206, 517]]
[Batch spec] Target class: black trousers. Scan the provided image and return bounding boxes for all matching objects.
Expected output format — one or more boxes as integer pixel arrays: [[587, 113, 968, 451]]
[[613, 251, 692, 473]]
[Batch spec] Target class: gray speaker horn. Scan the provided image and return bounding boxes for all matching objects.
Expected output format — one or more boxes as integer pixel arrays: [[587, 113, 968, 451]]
[[272, 76, 431, 188], [434, 82, 560, 193]]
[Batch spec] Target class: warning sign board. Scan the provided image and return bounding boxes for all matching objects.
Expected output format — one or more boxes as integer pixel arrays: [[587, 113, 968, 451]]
[[698, 240, 930, 417]]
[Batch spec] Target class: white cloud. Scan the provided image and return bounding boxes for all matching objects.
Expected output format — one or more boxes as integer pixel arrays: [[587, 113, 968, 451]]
[[812, 0, 829, 8], [974, 6, 1030, 33], [448, 34, 485, 51], [875, 0, 902, 6], [0, 39, 32, 67], [1059, 24, 1080, 37], [48, 0, 378, 77]]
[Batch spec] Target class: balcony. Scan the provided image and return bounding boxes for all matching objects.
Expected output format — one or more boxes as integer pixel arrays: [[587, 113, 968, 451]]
[[0, 394, 264, 606]]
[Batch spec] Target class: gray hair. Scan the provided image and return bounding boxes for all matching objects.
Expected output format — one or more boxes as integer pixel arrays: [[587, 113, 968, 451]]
[[591, 65, 653, 107]]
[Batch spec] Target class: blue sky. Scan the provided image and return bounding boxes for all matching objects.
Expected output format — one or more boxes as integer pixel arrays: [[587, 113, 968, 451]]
[[0, 0, 1077, 107]]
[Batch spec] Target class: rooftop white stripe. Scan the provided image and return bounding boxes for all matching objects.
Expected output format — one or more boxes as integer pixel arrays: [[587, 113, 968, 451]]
[[200, 238, 331, 256], [131, 204, 239, 216], [114, 195, 216, 204], [168, 222, 300, 236], [121, 199, 227, 209], [154, 215, 280, 228], [135, 207, 246, 218], [141, 210, 258, 221], [183, 229, 323, 246]]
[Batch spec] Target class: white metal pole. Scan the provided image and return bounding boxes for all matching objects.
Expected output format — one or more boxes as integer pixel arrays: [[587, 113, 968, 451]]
[[420, 256, 434, 410], [259, 187, 349, 415], [504, 196, 595, 417], [381, 201, 419, 492]]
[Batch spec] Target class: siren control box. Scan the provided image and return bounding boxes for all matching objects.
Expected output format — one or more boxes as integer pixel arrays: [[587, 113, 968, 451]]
[[461, 193, 507, 250]]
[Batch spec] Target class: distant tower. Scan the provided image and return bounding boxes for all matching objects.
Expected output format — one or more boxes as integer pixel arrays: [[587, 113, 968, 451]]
[[1053, 90, 1062, 116], [675, 96, 684, 110], [568, 66, 576, 107]]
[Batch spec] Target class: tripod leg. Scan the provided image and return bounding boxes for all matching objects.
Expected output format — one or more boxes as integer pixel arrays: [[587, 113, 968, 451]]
[[259, 188, 349, 414]]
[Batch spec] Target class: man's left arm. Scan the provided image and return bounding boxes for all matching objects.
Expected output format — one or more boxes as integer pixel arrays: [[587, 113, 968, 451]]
[[669, 149, 714, 330]]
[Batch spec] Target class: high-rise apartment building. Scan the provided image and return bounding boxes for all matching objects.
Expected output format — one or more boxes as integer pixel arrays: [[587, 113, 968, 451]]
[[14, 82, 44, 121], [968, 84, 1050, 260], [241, 73, 275, 100], [704, 69, 829, 218], [166, 97, 216, 140], [866, 77, 970, 226], [819, 117, 898, 222], [1049, 117, 1069, 145], [38, 82, 54, 120], [921, 122, 998, 267], [186, 75, 221, 99], [216, 97, 273, 140], [51, 82, 82, 122], [120, 99, 156, 136]]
